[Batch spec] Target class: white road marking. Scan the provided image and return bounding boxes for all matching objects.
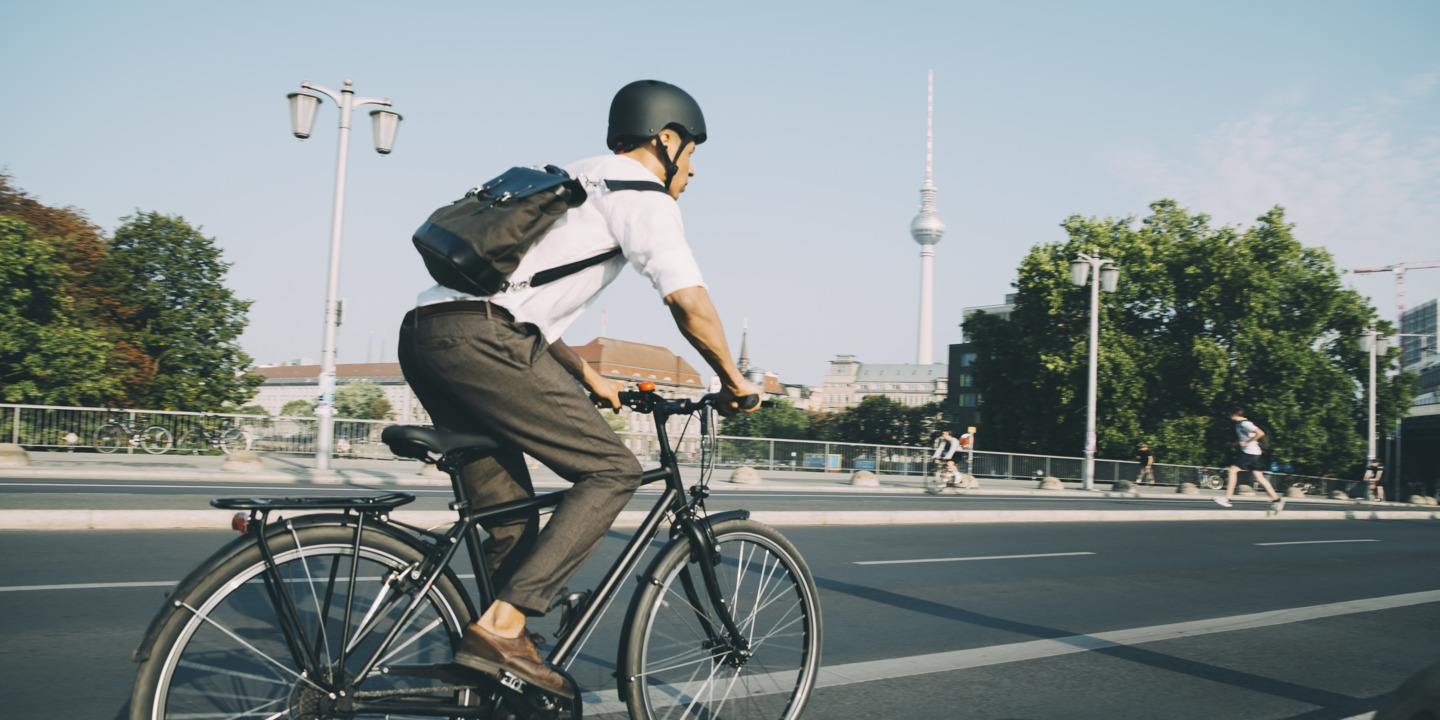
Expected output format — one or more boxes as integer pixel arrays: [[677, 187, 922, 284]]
[[855, 551, 1095, 565], [0, 573, 479, 594], [1256, 539, 1380, 546], [580, 588, 1440, 713], [0, 481, 453, 494]]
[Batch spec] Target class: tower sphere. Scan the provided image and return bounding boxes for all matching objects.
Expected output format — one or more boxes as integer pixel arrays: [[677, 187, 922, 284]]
[[911, 187, 946, 246]]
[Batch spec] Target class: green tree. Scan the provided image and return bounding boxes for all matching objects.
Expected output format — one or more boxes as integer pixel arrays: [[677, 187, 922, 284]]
[[334, 382, 392, 420], [281, 399, 316, 417], [101, 211, 262, 411], [0, 216, 122, 405], [1, 175, 154, 405], [720, 399, 809, 439], [965, 200, 1412, 475]]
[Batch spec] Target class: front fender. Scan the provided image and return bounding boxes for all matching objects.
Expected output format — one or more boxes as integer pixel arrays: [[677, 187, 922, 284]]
[[614, 509, 751, 702]]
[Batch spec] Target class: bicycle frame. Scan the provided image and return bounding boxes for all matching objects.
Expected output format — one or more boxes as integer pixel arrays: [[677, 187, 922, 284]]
[[215, 400, 747, 716]]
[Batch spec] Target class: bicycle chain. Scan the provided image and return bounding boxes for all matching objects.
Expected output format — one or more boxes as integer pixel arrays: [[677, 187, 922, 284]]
[[353, 684, 477, 698]]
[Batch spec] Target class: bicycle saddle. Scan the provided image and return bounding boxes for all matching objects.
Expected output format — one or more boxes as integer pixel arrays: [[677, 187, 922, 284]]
[[381, 425, 501, 460]]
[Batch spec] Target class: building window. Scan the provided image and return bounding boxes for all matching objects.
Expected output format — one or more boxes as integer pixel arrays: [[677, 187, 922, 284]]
[[960, 352, 978, 368], [961, 393, 978, 407]]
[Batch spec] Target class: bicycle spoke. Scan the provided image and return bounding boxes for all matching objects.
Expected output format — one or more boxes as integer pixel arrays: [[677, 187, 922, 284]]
[[177, 602, 324, 691], [286, 525, 333, 669]]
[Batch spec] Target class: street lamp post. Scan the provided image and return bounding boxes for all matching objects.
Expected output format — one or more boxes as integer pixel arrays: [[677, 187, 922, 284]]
[[1069, 251, 1120, 491], [287, 79, 402, 470], [1358, 329, 1388, 466]]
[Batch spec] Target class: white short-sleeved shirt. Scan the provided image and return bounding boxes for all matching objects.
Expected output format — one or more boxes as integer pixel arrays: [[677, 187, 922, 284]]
[[933, 436, 959, 459], [416, 154, 706, 343], [1235, 419, 1263, 455]]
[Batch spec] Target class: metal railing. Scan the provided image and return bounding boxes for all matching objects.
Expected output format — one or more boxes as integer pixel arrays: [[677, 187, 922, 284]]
[[1, 403, 1368, 497], [0, 404, 396, 459]]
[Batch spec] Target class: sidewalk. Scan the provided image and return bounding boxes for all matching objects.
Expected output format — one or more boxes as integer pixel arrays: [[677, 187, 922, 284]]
[[2, 450, 1436, 530]]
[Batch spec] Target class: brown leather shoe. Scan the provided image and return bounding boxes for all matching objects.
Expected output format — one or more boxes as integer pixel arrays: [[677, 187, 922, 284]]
[[453, 623, 574, 699]]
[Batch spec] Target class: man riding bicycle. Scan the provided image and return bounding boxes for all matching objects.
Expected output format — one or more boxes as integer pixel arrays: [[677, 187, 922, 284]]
[[932, 429, 960, 486], [397, 79, 759, 698]]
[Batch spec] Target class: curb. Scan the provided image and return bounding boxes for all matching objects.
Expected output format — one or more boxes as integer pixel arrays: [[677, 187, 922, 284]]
[[2, 508, 1435, 531]]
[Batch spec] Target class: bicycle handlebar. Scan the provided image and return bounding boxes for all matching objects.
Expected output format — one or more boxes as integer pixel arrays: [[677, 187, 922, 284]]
[[590, 388, 763, 416]]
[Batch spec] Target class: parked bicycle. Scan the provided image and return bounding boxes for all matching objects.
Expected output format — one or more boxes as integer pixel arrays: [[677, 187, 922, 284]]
[[175, 415, 247, 455], [128, 385, 822, 720], [94, 412, 172, 455]]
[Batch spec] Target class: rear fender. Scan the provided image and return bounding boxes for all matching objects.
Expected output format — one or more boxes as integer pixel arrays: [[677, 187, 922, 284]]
[[130, 513, 465, 662]]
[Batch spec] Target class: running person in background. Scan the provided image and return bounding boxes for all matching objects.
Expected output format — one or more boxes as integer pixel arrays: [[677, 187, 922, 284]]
[[933, 430, 960, 486], [398, 79, 759, 698], [1214, 407, 1284, 512]]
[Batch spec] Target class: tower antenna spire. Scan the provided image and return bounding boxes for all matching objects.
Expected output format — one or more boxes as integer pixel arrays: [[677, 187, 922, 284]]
[[910, 69, 946, 365]]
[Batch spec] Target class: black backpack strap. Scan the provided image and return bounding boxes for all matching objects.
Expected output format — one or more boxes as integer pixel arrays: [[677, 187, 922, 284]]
[[603, 179, 668, 193], [519, 179, 669, 289]]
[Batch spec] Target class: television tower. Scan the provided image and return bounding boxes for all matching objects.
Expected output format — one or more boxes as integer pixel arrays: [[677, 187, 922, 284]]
[[910, 69, 946, 365]]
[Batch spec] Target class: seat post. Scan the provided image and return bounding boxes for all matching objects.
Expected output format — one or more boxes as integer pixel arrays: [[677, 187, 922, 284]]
[[438, 450, 499, 612]]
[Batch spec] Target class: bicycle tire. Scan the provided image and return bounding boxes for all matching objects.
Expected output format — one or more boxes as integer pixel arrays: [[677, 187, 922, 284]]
[[219, 427, 246, 455], [95, 423, 124, 453], [924, 471, 947, 494], [1201, 474, 1225, 491], [622, 518, 822, 720], [140, 425, 173, 455], [176, 428, 208, 455], [130, 524, 472, 720]]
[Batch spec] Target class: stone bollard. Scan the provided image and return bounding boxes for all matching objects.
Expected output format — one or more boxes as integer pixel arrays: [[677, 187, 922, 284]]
[[1038, 476, 1064, 491], [850, 470, 879, 487], [730, 466, 762, 485], [221, 450, 264, 472], [1285, 485, 1306, 498], [418, 463, 447, 479], [1111, 479, 1134, 493], [0, 443, 29, 467], [1330, 489, 1349, 500], [1178, 482, 1199, 495], [1236, 484, 1257, 496]]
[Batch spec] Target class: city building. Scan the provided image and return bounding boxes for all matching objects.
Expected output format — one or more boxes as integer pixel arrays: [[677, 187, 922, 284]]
[[571, 337, 707, 457], [943, 343, 981, 430], [250, 363, 429, 423], [1401, 297, 1439, 374], [819, 355, 947, 411], [962, 293, 1018, 329], [736, 322, 815, 410]]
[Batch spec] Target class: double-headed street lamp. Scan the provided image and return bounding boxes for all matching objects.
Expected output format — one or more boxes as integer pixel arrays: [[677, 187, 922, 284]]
[[1358, 328, 1390, 468], [287, 79, 402, 470], [1069, 251, 1120, 491]]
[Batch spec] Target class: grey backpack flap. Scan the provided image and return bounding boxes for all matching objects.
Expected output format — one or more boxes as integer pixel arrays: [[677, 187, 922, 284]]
[[413, 165, 667, 295]]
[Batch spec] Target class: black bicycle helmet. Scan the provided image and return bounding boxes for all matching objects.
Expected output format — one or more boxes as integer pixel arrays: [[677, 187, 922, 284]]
[[607, 80, 706, 190], [607, 80, 707, 150]]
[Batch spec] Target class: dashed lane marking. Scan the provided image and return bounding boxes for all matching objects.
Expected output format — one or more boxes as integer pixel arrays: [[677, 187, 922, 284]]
[[855, 551, 1096, 565], [1256, 539, 1380, 546]]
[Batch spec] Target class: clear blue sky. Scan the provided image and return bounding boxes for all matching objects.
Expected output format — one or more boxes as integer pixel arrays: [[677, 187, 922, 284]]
[[3, 0, 1437, 386]]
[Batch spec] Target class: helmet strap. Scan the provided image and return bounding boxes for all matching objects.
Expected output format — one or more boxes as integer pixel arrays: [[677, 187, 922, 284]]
[[654, 134, 691, 192]]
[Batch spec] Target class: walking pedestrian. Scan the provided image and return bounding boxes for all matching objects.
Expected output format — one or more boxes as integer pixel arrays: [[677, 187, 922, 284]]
[[397, 79, 760, 698], [1214, 407, 1284, 512], [1135, 443, 1155, 484], [1362, 458, 1385, 502]]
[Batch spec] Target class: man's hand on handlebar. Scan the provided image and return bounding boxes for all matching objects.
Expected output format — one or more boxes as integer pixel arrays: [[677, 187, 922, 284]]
[[588, 376, 627, 413], [715, 378, 763, 418]]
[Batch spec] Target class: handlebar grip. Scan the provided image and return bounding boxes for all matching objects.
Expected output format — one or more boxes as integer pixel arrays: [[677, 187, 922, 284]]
[[736, 394, 761, 410]]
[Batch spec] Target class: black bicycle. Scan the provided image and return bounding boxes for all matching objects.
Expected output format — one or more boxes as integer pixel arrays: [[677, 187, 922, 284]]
[[128, 387, 823, 720], [175, 415, 248, 455], [95, 412, 173, 455]]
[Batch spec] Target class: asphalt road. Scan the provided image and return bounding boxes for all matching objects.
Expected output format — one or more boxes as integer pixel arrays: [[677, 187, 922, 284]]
[[3, 519, 1437, 719]]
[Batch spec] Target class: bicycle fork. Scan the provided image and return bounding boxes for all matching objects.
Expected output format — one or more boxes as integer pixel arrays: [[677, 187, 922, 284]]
[[673, 513, 751, 663]]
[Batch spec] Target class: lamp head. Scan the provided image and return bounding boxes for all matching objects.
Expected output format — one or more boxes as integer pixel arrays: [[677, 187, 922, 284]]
[[287, 92, 321, 139], [370, 109, 402, 154], [1069, 259, 1089, 287]]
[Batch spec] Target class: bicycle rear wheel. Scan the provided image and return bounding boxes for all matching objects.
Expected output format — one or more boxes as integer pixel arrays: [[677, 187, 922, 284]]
[[130, 524, 472, 719], [95, 423, 124, 453], [140, 425, 173, 455], [623, 518, 822, 720], [924, 471, 947, 494]]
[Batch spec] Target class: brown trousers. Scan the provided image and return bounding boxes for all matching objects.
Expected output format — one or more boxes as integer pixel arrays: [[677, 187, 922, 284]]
[[397, 307, 642, 615]]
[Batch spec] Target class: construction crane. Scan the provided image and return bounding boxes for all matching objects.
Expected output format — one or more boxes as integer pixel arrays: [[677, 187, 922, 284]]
[[1346, 261, 1440, 334]]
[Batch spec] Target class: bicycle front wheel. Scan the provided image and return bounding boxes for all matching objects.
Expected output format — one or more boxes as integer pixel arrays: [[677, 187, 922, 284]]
[[140, 425, 173, 454], [130, 524, 472, 720], [623, 518, 822, 720], [218, 427, 246, 455], [924, 471, 946, 494], [95, 423, 124, 453]]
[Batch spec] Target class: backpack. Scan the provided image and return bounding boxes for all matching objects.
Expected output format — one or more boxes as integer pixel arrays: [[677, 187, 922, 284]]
[[412, 165, 665, 296]]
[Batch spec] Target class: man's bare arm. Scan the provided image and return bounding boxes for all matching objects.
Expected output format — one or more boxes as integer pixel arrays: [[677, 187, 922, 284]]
[[664, 286, 758, 414], [549, 340, 624, 410]]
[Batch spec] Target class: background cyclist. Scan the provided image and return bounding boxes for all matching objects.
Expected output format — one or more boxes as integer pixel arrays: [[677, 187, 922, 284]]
[[933, 429, 960, 486]]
